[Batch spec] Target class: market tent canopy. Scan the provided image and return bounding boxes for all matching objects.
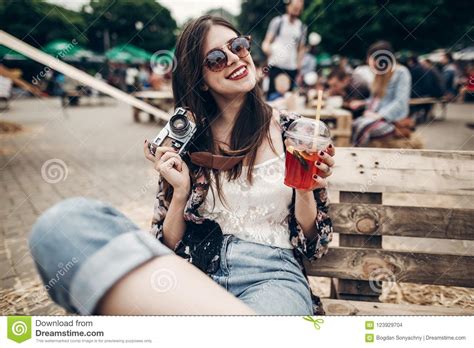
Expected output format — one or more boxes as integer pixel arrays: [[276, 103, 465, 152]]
[[0, 44, 27, 60], [0, 30, 169, 120], [105, 44, 153, 64], [42, 39, 104, 63], [316, 52, 332, 67], [454, 47, 474, 61]]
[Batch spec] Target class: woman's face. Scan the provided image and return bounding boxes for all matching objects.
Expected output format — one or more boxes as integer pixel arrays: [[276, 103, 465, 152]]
[[202, 25, 257, 98]]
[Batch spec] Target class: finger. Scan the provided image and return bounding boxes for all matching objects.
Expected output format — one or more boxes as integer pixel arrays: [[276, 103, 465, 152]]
[[143, 140, 155, 162], [318, 150, 335, 167], [311, 174, 328, 188], [155, 146, 178, 160], [159, 152, 182, 167], [325, 143, 335, 157], [314, 161, 332, 178], [161, 156, 182, 173]]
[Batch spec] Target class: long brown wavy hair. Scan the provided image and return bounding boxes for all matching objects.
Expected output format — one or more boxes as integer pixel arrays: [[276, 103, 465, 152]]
[[170, 15, 276, 204], [367, 41, 395, 98]]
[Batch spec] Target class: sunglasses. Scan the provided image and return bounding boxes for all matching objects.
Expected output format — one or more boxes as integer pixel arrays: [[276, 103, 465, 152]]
[[203, 36, 252, 72]]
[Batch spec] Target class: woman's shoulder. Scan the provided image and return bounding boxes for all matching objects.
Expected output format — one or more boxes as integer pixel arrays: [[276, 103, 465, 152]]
[[394, 65, 411, 79]]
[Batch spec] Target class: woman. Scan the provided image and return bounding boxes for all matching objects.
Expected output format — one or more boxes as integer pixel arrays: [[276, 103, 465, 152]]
[[351, 41, 412, 146], [143, 15, 335, 315]]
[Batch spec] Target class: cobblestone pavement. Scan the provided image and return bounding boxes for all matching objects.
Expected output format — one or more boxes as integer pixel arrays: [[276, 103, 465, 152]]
[[1, 98, 473, 314], [1, 98, 162, 314]]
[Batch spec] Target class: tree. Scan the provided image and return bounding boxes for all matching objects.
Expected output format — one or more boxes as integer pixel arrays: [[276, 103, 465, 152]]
[[237, 0, 287, 62], [82, 0, 178, 53], [237, 0, 473, 60], [0, 0, 86, 48], [205, 7, 238, 27], [302, 0, 473, 58]]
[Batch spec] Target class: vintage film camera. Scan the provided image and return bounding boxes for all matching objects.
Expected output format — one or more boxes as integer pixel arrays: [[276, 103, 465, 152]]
[[148, 107, 197, 157]]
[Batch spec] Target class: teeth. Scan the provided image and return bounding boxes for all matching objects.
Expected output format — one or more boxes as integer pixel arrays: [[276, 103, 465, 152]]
[[230, 67, 246, 79]]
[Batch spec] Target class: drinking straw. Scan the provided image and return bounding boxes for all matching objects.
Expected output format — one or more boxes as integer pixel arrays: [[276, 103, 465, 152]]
[[313, 89, 323, 151], [315, 89, 323, 124]]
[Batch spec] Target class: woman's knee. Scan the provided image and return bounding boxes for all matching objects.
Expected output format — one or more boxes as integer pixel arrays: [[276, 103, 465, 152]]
[[29, 197, 102, 252]]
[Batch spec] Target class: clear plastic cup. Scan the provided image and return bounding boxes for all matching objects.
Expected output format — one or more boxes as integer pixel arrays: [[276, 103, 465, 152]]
[[284, 118, 331, 190]]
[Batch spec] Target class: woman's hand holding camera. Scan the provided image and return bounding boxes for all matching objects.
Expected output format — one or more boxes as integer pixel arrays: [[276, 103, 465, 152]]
[[144, 140, 191, 200]]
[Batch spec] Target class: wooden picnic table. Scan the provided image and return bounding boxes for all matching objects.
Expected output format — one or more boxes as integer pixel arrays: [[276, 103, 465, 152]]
[[294, 107, 353, 147], [409, 96, 449, 121], [132, 90, 174, 123]]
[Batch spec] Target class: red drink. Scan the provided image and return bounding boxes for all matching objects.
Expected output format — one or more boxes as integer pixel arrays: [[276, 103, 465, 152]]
[[284, 149, 321, 190], [283, 118, 331, 190]]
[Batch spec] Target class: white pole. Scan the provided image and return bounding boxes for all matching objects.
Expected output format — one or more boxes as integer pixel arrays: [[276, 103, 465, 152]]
[[0, 30, 170, 120]]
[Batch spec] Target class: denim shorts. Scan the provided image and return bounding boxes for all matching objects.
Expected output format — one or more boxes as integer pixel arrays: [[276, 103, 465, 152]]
[[29, 197, 173, 315], [210, 235, 313, 315]]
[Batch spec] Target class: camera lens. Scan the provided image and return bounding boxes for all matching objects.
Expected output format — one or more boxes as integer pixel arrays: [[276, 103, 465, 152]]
[[170, 114, 189, 135]]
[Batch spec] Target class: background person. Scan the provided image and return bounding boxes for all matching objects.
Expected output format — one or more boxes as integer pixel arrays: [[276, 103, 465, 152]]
[[262, 0, 307, 99], [327, 67, 370, 118], [352, 41, 412, 146], [440, 52, 460, 100]]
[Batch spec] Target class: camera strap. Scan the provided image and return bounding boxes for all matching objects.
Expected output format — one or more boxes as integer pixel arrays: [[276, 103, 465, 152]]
[[189, 152, 245, 170]]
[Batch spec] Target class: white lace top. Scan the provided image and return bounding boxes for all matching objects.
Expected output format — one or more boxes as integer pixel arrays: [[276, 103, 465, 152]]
[[197, 152, 294, 249]]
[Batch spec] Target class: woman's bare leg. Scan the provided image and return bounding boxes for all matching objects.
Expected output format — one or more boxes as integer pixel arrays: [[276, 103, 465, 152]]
[[97, 255, 255, 315]]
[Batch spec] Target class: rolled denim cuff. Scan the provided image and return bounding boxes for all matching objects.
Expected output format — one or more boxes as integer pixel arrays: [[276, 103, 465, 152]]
[[70, 230, 173, 314]]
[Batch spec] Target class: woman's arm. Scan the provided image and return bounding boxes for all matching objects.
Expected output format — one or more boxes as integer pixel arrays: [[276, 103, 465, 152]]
[[295, 190, 317, 237], [162, 190, 188, 249], [292, 188, 333, 261], [151, 177, 188, 250], [145, 141, 191, 250], [292, 148, 335, 261], [278, 110, 334, 260]]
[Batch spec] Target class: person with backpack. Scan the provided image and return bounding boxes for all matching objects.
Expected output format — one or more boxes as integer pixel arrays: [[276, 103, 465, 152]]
[[262, 0, 307, 99]]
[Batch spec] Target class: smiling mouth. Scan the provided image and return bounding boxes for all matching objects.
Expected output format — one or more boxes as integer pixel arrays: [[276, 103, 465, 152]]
[[226, 65, 248, 80]]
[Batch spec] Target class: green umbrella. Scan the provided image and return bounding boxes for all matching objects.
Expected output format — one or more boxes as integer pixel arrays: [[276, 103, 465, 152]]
[[316, 52, 332, 67], [105, 44, 153, 64], [0, 45, 27, 61], [43, 39, 104, 62]]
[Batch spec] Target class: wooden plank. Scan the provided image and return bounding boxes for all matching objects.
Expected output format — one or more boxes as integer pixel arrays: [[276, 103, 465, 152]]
[[304, 247, 474, 288], [331, 203, 474, 240], [0, 30, 170, 120], [133, 90, 173, 100], [321, 299, 474, 315], [409, 97, 449, 106], [0, 65, 44, 98], [337, 192, 382, 302], [295, 107, 352, 118], [331, 148, 474, 196], [334, 137, 350, 147]]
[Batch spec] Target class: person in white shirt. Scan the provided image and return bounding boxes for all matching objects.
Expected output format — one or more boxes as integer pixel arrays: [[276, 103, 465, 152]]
[[125, 65, 139, 93], [262, 0, 307, 99]]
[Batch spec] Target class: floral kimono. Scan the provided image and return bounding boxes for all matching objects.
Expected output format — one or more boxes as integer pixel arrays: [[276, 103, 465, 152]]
[[150, 111, 333, 314]]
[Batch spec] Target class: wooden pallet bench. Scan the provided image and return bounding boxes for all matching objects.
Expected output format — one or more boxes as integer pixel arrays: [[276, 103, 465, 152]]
[[306, 147, 474, 315]]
